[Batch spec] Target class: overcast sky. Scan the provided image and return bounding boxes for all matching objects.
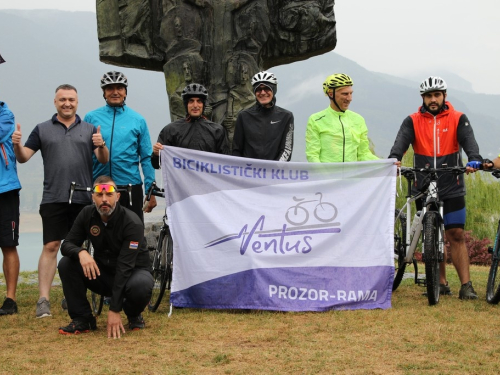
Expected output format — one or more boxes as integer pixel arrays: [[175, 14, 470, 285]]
[[1, 0, 499, 95]]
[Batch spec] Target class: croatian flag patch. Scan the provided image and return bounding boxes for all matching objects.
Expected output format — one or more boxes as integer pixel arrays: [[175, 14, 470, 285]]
[[129, 241, 139, 250]]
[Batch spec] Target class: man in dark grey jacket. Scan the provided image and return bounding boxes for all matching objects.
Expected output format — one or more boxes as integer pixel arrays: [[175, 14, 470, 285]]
[[232, 71, 294, 161], [152, 83, 229, 168]]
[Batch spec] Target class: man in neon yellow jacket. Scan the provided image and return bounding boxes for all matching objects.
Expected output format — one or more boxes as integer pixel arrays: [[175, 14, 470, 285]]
[[305, 74, 378, 162]]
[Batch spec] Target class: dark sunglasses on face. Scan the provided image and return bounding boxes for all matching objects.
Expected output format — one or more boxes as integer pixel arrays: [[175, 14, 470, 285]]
[[255, 86, 272, 93]]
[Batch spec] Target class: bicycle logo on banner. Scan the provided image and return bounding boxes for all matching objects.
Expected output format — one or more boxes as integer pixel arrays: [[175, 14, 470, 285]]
[[285, 192, 338, 226]]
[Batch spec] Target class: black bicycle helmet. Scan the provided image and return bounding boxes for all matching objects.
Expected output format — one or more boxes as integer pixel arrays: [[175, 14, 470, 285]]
[[181, 83, 208, 103]]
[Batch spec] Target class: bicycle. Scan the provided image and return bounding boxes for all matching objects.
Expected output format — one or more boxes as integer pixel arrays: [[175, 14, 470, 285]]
[[285, 192, 338, 226], [392, 165, 467, 305], [144, 182, 174, 312], [485, 169, 500, 304]]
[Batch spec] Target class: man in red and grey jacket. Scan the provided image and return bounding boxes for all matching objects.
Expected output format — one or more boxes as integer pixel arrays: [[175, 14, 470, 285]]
[[389, 76, 484, 300]]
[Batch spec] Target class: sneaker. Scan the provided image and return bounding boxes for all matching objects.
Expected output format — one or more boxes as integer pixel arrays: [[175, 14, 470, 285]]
[[36, 297, 52, 318], [459, 281, 478, 300], [59, 316, 97, 335], [128, 314, 145, 330], [0, 298, 18, 315], [61, 297, 68, 311], [422, 282, 452, 297], [439, 282, 452, 296]]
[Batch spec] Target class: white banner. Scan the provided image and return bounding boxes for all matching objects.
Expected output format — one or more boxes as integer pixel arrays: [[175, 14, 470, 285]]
[[161, 147, 396, 311]]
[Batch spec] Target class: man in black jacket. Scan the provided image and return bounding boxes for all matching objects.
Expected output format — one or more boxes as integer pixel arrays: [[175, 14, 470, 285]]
[[232, 71, 294, 161], [58, 176, 154, 338], [152, 83, 229, 168]]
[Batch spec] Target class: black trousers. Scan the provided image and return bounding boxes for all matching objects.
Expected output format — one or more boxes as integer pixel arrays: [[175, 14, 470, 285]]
[[58, 256, 154, 319]]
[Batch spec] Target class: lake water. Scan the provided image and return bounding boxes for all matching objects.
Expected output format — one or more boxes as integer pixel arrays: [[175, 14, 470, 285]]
[[12, 204, 166, 272], [18, 232, 55, 272]]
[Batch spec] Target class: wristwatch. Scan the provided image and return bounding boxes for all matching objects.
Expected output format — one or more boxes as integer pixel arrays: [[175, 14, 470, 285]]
[[99, 140, 106, 149]]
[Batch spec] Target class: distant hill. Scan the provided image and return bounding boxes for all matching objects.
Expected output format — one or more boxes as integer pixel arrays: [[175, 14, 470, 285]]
[[1, 9, 499, 210]]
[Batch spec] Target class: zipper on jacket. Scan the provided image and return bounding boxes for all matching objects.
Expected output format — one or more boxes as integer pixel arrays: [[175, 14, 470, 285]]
[[339, 115, 345, 162], [109, 108, 117, 179], [0, 144, 8, 167], [433, 116, 437, 168]]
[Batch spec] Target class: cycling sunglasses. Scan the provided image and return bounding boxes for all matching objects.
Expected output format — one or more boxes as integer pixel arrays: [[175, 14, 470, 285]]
[[254, 85, 272, 93], [93, 184, 117, 193]]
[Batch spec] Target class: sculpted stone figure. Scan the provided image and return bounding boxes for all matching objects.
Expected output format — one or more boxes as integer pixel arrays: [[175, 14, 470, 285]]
[[96, 0, 336, 127]]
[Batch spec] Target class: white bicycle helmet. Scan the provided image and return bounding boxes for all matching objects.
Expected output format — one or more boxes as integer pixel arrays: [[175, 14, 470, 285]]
[[419, 76, 447, 94], [251, 71, 278, 87], [101, 71, 128, 88]]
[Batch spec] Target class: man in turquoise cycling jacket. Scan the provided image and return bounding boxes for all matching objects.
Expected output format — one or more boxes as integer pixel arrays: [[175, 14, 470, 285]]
[[84, 71, 157, 223]]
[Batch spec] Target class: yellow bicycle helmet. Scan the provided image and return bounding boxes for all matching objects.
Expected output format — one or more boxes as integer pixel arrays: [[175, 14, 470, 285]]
[[322, 74, 353, 95]]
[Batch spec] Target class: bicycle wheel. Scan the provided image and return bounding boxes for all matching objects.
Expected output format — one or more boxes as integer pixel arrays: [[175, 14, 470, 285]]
[[486, 223, 500, 304], [86, 241, 105, 316], [91, 292, 104, 316], [423, 212, 440, 305], [285, 206, 309, 226], [393, 209, 407, 291], [148, 229, 169, 312], [313, 202, 338, 223], [164, 227, 174, 291]]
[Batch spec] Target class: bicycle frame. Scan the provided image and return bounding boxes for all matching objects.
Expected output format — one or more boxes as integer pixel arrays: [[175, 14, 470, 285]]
[[397, 168, 447, 281]]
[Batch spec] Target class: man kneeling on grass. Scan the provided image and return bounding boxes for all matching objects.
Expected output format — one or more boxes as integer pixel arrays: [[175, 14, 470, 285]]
[[58, 176, 154, 338]]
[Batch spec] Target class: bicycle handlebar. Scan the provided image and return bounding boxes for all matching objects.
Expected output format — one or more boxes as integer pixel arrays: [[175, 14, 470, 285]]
[[69, 182, 134, 205], [143, 181, 165, 211], [483, 169, 500, 179], [69, 182, 92, 204], [400, 166, 467, 181]]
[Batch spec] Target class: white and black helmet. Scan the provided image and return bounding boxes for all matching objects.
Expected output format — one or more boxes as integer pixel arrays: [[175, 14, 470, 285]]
[[101, 71, 128, 89], [181, 83, 208, 102], [251, 71, 278, 87], [419, 76, 447, 94], [251, 71, 278, 97]]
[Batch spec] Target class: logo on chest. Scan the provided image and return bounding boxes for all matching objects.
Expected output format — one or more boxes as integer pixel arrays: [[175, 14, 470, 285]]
[[90, 225, 100, 236]]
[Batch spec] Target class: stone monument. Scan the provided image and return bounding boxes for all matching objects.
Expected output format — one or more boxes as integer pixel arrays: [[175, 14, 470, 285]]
[[96, 0, 336, 139]]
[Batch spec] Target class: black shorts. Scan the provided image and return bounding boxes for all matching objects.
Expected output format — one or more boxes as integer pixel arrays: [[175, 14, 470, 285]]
[[0, 189, 20, 247], [39, 202, 87, 244]]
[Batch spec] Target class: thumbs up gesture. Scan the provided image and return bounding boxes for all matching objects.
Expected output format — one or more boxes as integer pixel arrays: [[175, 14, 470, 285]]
[[12, 123, 22, 145], [92, 125, 105, 148]]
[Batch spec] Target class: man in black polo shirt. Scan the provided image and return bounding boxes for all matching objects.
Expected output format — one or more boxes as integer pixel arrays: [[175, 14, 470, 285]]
[[12, 84, 109, 318], [58, 176, 154, 337]]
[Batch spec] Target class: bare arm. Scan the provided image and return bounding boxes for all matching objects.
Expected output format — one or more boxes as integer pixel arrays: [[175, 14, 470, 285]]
[[492, 157, 500, 169], [92, 125, 109, 164], [12, 123, 36, 163]]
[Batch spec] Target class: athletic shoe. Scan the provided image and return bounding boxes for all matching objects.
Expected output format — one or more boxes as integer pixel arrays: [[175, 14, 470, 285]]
[[459, 281, 478, 300], [36, 297, 52, 318], [61, 297, 68, 310], [439, 282, 452, 296], [128, 314, 145, 330], [0, 298, 18, 315], [422, 283, 452, 297], [59, 317, 97, 335]]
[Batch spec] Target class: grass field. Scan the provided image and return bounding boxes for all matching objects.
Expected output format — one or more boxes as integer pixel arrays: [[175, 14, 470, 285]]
[[1, 265, 499, 375], [2, 151, 499, 374]]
